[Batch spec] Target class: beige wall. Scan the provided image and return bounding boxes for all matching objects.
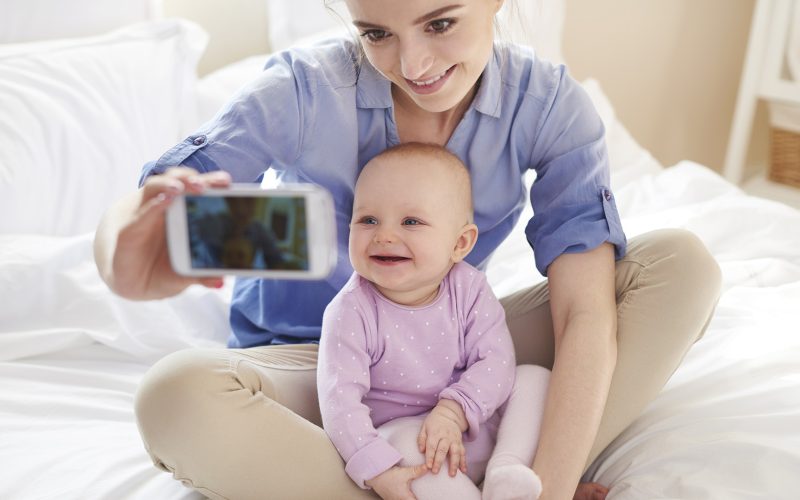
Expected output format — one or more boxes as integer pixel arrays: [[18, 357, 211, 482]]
[[162, 0, 270, 76], [563, 0, 756, 172]]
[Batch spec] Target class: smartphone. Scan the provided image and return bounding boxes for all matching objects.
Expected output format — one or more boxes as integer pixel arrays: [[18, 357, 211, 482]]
[[166, 184, 336, 279]]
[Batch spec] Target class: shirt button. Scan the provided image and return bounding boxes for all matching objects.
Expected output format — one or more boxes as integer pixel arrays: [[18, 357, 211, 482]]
[[603, 189, 612, 201], [192, 135, 206, 146]]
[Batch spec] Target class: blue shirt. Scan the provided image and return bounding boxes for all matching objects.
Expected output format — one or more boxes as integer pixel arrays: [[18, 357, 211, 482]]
[[140, 38, 627, 348]]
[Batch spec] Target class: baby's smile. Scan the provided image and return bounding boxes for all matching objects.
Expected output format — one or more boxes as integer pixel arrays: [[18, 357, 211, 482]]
[[371, 255, 411, 264]]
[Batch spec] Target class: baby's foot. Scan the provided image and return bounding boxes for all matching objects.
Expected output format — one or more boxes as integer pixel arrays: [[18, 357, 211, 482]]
[[482, 464, 542, 500]]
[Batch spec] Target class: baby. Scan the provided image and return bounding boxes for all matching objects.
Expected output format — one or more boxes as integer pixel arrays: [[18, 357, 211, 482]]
[[318, 143, 551, 500]]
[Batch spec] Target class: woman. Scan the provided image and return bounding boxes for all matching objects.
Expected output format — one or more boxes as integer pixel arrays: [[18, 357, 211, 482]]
[[94, 0, 722, 498]]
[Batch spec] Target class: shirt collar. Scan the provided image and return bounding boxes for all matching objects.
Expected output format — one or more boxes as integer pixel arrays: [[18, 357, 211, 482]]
[[355, 44, 503, 118], [355, 60, 393, 109], [471, 46, 502, 118]]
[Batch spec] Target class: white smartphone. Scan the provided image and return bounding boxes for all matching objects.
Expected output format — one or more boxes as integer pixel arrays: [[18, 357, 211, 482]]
[[166, 184, 337, 279]]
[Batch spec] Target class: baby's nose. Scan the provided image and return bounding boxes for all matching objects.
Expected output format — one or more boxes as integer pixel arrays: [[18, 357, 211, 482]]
[[373, 227, 396, 243]]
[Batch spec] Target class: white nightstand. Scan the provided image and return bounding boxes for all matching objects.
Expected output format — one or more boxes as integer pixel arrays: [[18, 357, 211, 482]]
[[724, 0, 800, 208]]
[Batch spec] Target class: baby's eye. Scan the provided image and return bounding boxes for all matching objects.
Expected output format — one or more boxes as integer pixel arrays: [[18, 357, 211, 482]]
[[359, 216, 378, 225], [427, 19, 454, 34], [402, 218, 421, 226], [360, 29, 391, 43]]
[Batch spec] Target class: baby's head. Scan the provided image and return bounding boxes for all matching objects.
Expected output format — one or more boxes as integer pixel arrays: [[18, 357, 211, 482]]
[[350, 143, 478, 305]]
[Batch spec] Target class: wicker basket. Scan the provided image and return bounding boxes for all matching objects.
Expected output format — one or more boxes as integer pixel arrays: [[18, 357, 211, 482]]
[[769, 127, 800, 188]]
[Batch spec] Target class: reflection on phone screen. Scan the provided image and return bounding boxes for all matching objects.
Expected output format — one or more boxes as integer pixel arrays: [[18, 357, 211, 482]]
[[185, 195, 309, 271]]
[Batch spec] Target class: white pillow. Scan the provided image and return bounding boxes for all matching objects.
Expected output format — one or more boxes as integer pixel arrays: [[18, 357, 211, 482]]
[[0, 20, 207, 236], [0, 0, 160, 43], [0, 233, 231, 363], [265, 0, 566, 63]]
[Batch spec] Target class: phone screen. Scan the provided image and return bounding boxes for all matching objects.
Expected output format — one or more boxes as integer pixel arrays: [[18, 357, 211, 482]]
[[184, 194, 309, 271]]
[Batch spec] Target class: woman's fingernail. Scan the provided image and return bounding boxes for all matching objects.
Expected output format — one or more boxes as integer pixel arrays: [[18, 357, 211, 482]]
[[158, 190, 177, 203]]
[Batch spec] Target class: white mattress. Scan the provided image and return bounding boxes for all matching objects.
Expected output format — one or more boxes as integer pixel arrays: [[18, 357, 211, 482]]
[[2, 58, 800, 500]]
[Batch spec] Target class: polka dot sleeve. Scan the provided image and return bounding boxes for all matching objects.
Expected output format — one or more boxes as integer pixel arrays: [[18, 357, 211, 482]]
[[318, 289, 402, 488], [438, 270, 516, 441]]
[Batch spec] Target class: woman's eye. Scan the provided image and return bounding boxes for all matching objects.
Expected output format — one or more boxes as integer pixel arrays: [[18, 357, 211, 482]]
[[427, 19, 454, 34], [360, 30, 390, 43]]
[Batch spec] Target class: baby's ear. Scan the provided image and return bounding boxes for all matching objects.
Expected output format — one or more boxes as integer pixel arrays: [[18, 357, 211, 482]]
[[452, 223, 478, 263]]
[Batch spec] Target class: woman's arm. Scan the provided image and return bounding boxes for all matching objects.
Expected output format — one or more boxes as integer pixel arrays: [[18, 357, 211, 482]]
[[532, 243, 617, 500]]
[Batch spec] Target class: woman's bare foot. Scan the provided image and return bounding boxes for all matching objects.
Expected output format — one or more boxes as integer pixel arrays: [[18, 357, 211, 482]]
[[573, 482, 609, 500]]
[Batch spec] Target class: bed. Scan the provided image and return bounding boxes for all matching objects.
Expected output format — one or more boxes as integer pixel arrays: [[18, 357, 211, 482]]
[[2, 1, 799, 499]]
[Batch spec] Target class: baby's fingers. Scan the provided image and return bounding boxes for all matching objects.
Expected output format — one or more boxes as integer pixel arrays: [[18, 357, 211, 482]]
[[446, 442, 467, 477], [424, 435, 439, 469], [417, 428, 427, 454], [429, 440, 449, 474], [448, 446, 461, 477]]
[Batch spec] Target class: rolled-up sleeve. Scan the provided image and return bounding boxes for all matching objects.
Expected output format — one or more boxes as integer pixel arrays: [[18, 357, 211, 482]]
[[525, 64, 626, 276], [318, 293, 403, 488], [138, 49, 312, 186]]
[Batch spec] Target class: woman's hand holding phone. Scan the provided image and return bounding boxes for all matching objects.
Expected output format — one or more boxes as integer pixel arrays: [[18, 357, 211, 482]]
[[95, 166, 232, 300]]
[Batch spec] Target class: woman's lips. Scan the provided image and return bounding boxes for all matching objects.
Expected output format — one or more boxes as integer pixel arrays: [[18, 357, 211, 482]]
[[405, 65, 455, 95]]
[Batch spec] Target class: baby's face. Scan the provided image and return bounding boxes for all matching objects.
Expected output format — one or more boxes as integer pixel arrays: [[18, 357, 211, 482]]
[[349, 154, 469, 304]]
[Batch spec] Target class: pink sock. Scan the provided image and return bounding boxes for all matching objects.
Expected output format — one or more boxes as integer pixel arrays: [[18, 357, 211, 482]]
[[482, 464, 542, 500]]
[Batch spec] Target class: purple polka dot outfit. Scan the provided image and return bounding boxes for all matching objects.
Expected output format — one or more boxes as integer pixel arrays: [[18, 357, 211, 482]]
[[318, 261, 516, 487]]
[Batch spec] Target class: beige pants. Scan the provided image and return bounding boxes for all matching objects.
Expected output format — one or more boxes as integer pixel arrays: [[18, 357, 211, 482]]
[[135, 229, 721, 499]]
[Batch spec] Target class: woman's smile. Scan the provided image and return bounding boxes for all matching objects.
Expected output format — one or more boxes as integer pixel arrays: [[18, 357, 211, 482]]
[[405, 65, 456, 95]]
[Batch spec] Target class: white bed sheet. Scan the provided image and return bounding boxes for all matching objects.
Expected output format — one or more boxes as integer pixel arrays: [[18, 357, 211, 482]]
[[0, 345, 199, 500], [2, 63, 800, 500]]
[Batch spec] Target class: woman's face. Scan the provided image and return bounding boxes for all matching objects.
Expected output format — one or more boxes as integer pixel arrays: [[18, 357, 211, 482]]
[[344, 0, 503, 113]]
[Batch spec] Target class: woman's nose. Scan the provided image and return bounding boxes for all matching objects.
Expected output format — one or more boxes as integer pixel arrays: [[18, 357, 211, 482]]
[[399, 39, 434, 81]]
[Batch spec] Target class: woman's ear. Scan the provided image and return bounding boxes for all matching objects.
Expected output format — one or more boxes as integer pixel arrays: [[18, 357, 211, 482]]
[[452, 223, 479, 263]]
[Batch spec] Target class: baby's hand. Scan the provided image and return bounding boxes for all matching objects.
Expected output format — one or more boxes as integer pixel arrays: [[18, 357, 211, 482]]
[[417, 400, 468, 476], [365, 464, 428, 500]]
